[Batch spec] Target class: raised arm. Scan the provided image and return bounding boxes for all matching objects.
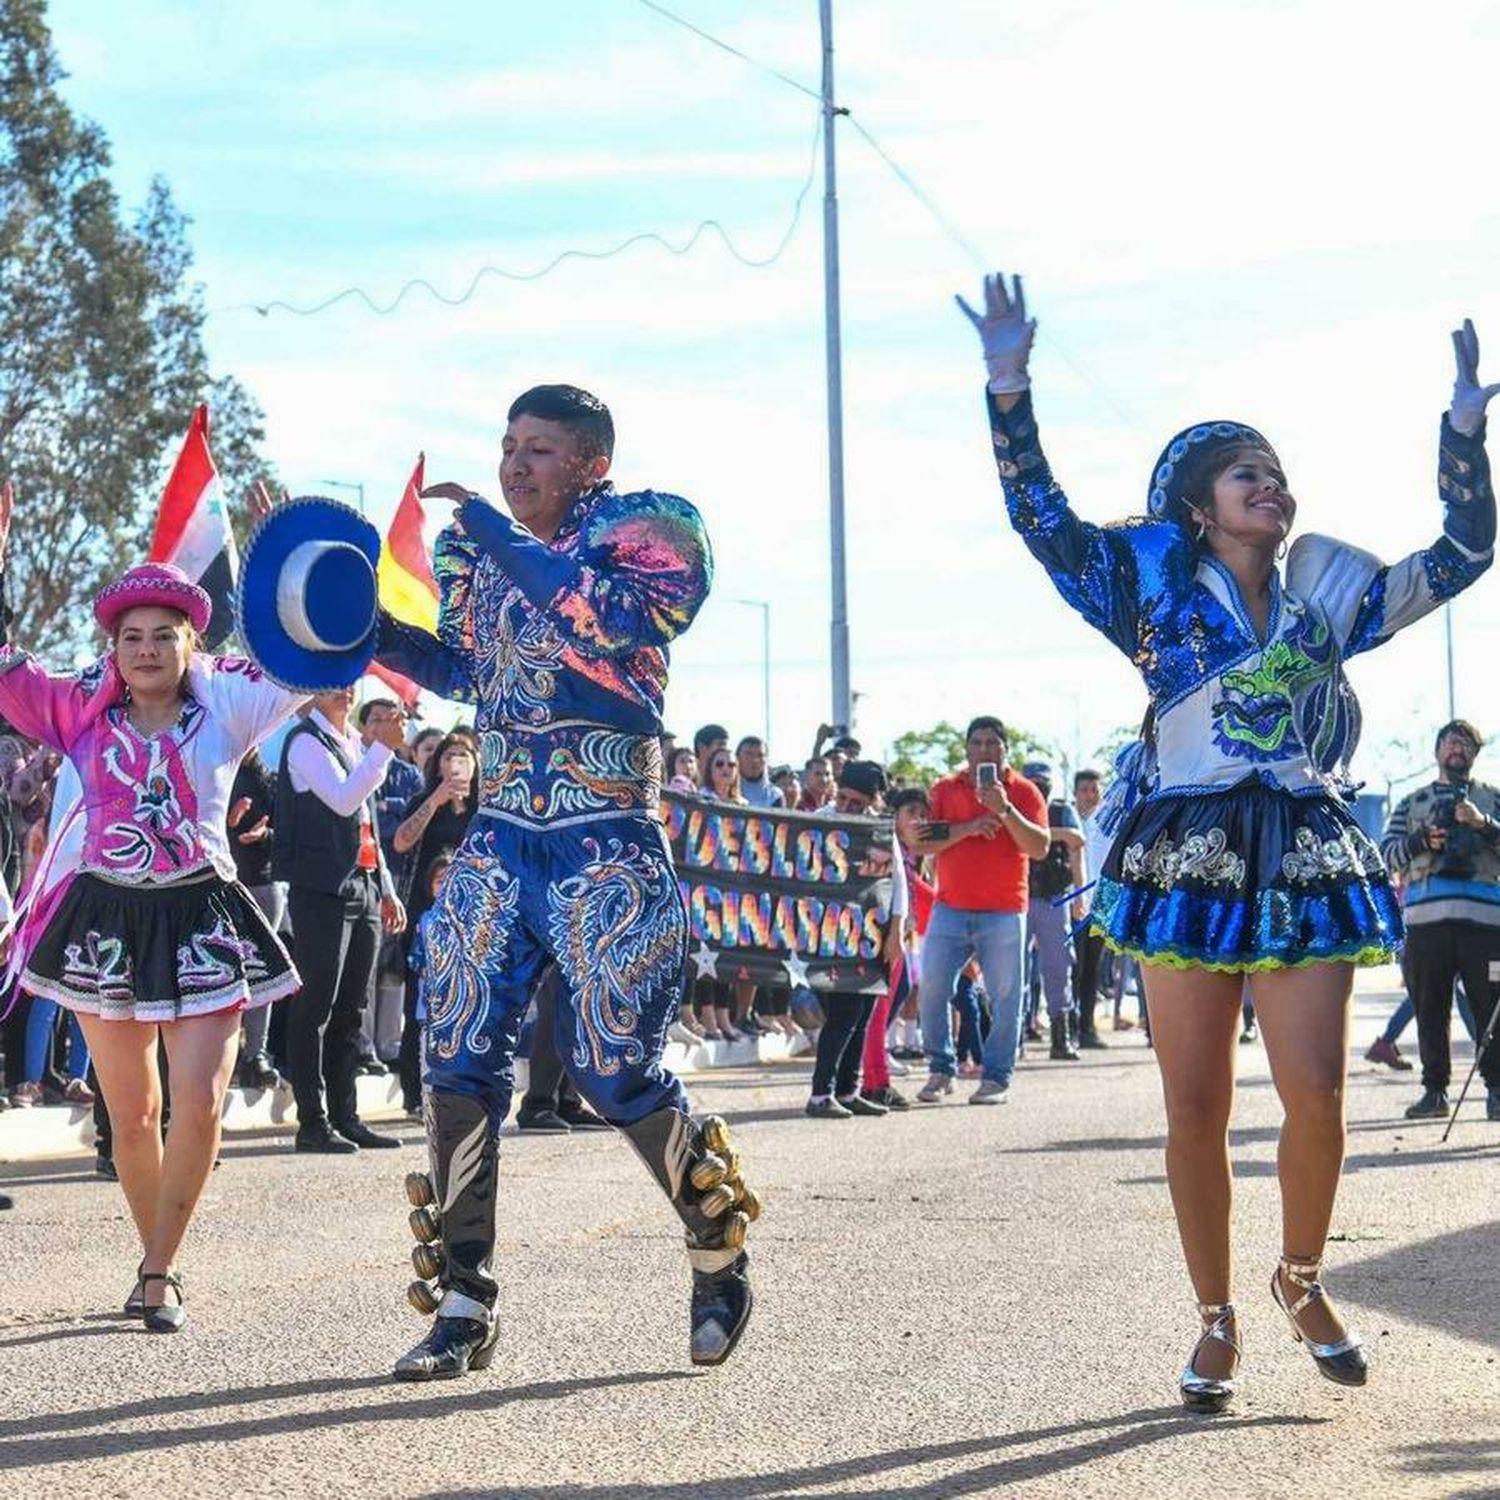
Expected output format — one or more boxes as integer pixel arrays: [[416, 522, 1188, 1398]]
[[453, 489, 713, 659], [1338, 321, 1497, 657], [957, 273, 1146, 657], [374, 611, 476, 705]]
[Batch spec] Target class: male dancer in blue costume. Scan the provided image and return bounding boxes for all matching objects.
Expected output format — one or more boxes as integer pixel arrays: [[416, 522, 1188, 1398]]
[[377, 384, 758, 1381]]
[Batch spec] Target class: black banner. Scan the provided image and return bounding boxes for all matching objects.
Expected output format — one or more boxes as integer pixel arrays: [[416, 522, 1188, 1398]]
[[663, 791, 895, 993]]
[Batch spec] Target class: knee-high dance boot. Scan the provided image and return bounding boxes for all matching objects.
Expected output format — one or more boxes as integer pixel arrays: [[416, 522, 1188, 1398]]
[[620, 1107, 760, 1366], [394, 1091, 503, 1381]]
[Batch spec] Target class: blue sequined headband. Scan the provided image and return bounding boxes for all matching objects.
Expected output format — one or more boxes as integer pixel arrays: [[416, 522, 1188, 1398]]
[[1147, 420, 1278, 525]]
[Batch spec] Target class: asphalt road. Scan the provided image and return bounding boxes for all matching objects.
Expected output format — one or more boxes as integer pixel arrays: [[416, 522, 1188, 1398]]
[[1, 973, 1497, 1500]]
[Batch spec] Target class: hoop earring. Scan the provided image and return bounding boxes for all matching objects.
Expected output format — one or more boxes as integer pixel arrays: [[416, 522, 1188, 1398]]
[[1276, 538, 1288, 561]]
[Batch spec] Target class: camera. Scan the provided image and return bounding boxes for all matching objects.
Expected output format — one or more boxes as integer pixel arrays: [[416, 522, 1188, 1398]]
[[1434, 782, 1480, 876]]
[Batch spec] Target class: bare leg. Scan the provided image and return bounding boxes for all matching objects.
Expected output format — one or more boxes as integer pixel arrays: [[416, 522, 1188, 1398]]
[[140, 1009, 241, 1302], [1141, 962, 1244, 1377], [76, 1014, 164, 1248], [1248, 961, 1354, 1346]]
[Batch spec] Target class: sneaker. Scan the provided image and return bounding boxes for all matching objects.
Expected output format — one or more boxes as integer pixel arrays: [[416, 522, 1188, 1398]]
[[1364, 1037, 1413, 1072], [8, 1082, 43, 1108], [668, 1021, 701, 1046], [805, 1096, 852, 1119], [969, 1079, 1010, 1106], [1404, 1089, 1451, 1120], [837, 1092, 888, 1117], [1077, 1030, 1108, 1051], [62, 1078, 96, 1106], [1239, 1022, 1259, 1045], [916, 1073, 954, 1104], [863, 1085, 910, 1111], [515, 1107, 571, 1133], [885, 1054, 911, 1077], [356, 1058, 389, 1077], [95, 1153, 118, 1180]]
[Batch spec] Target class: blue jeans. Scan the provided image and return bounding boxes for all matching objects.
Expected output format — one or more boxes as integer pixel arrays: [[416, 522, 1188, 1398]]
[[24, 998, 90, 1083], [920, 905, 1025, 1085]]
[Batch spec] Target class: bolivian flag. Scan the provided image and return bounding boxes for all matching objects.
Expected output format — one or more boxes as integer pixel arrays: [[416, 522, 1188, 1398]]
[[371, 453, 439, 706]]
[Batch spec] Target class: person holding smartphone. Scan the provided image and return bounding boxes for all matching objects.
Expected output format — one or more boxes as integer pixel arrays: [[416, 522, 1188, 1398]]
[[907, 716, 1050, 1106]]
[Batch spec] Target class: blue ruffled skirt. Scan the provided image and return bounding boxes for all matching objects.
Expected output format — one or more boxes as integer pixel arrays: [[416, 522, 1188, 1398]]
[[1091, 778, 1401, 972]]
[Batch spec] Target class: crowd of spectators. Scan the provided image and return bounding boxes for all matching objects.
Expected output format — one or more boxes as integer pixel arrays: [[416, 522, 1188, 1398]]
[[2, 700, 1492, 1148]]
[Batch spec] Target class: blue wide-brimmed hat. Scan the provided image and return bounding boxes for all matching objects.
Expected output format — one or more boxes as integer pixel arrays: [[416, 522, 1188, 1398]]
[[238, 496, 381, 691]]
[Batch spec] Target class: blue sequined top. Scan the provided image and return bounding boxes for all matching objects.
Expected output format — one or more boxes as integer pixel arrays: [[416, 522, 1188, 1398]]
[[375, 481, 713, 736], [988, 390, 1495, 797]]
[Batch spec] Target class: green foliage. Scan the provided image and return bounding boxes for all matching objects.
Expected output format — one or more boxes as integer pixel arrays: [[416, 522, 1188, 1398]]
[[886, 718, 1060, 789], [0, 0, 276, 660]]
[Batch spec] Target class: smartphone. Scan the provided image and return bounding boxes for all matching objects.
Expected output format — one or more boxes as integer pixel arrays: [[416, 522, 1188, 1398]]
[[926, 820, 951, 841], [976, 762, 999, 789]]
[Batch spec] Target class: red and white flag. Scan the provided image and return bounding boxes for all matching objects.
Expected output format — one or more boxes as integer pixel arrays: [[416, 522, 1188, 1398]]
[[149, 404, 239, 648]]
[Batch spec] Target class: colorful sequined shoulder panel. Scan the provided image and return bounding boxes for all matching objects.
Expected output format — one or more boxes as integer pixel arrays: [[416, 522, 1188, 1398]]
[[986, 387, 1494, 797]]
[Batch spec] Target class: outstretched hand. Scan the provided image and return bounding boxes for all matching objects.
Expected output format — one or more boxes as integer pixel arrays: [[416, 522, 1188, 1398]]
[[955, 272, 1036, 394], [249, 479, 289, 521], [1450, 319, 1500, 438]]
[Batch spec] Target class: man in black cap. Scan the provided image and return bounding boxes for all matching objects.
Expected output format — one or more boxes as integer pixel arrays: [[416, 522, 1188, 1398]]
[[1381, 719, 1500, 1121]]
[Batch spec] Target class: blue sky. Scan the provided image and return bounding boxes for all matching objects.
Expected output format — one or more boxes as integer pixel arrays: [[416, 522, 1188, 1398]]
[[46, 0, 1500, 787]]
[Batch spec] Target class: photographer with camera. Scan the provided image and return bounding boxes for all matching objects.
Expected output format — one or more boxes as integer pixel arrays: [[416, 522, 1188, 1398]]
[[1381, 720, 1500, 1122]]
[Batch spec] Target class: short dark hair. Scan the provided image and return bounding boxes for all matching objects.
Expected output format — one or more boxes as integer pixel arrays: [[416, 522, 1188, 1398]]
[[736, 736, 765, 754], [831, 735, 861, 755], [507, 384, 615, 461], [1436, 719, 1484, 753], [1074, 768, 1102, 788], [356, 697, 400, 728], [694, 723, 729, 752], [965, 715, 1007, 743], [804, 755, 828, 772], [888, 787, 930, 814]]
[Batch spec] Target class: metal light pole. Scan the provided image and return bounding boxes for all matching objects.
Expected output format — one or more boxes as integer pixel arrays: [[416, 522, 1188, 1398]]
[[734, 598, 772, 745], [820, 0, 851, 731], [321, 478, 367, 517]]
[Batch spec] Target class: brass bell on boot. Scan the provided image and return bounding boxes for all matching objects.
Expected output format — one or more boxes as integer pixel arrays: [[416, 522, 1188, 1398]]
[[690, 1153, 728, 1192], [721, 1146, 741, 1178], [412, 1241, 442, 1281], [700, 1183, 737, 1218], [723, 1211, 750, 1250], [407, 1279, 440, 1316], [738, 1186, 763, 1223], [405, 1171, 435, 1208], [409, 1206, 441, 1243], [701, 1115, 730, 1154]]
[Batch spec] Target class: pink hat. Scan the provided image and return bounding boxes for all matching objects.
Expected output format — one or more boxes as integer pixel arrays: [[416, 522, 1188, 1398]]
[[94, 562, 213, 636]]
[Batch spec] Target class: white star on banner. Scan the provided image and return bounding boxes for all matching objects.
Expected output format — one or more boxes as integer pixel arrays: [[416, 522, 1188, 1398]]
[[691, 943, 719, 980], [781, 951, 810, 988]]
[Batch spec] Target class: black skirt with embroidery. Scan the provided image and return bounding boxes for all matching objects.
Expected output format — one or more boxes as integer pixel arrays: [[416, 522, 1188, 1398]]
[[22, 870, 300, 1023]]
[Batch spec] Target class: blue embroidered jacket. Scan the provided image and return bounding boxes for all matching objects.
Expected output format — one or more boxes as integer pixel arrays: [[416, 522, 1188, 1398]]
[[375, 482, 712, 828], [989, 390, 1494, 798]]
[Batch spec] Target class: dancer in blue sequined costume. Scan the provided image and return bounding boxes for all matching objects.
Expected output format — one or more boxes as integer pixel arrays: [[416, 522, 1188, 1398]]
[[959, 275, 1497, 1413], [376, 385, 759, 1381]]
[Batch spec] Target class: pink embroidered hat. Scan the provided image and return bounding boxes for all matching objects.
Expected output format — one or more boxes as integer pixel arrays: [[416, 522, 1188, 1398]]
[[93, 562, 214, 636]]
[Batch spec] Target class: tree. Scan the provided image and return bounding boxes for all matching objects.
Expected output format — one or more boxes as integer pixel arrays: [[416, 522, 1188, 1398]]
[[0, 0, 276, 661], [886, 719, 1059, 789]]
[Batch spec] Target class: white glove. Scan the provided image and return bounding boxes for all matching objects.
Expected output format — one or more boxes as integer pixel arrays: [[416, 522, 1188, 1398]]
[[1449, 318, 1500, 437], [955, 272, 1036, 394]]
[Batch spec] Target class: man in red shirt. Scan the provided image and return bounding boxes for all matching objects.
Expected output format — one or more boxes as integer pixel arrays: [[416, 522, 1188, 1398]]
[[911, 716, 1049, 1104]]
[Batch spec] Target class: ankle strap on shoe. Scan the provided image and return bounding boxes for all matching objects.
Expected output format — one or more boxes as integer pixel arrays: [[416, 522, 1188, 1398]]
[[1278, 1256, 1326, 1317], [1195, 1302, 1240, 1352]]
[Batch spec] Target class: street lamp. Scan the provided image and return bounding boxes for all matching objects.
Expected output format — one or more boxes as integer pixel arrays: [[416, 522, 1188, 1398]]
[[733, 598, 772, 746], [321, 478, 366, 517]]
